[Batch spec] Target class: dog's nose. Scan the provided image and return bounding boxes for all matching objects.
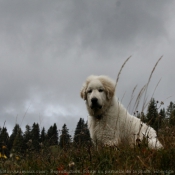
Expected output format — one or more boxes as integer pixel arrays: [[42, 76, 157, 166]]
[[91, 97, 98, 104]]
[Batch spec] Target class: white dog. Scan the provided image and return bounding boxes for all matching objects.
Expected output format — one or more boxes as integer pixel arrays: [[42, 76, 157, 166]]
[[81, 75, 163, 149]]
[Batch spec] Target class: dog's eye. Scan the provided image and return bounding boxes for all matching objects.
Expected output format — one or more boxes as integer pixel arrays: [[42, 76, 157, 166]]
[[99, 89, 103, 92], [87, 90, 92, 94]]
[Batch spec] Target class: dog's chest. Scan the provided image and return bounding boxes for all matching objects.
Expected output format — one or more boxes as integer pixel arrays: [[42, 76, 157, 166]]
[[88, 115, 118, 144]]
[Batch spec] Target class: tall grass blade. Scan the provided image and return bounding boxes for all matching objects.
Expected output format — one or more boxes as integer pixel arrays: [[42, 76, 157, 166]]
[[127, 85, 137, 111], [132, 84, 146, 114], [142, 56, 163, 112], [115, 56, 131, 90], [151, 78, 162, 99]]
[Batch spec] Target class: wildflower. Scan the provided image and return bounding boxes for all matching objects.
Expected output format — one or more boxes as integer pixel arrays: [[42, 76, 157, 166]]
[[16, 156, 20, 160], [68, 161, 75, 168], [2, 145, 6, 149], [0, 152, 7, 159], [57, 165, 68, 175], [161, 101, 164, 105], [10, 153, 13, 158]]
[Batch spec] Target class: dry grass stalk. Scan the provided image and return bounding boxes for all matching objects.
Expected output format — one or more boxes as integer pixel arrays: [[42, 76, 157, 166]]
[[121, 91, 127, 103], [115, 56, 132, 90], [142, 56, 163, 112], [137, 155, 150, 170], [151, 78, 162, 99], [15, 114, 18, 124], [163, 95, 173, 103], [127, 85, 137, 111], [132, 85, 146, 114], [20, 103, 31, 126]]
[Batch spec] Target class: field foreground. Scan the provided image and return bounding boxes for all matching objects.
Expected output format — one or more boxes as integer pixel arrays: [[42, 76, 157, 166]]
[[1, 126, 175, 175]]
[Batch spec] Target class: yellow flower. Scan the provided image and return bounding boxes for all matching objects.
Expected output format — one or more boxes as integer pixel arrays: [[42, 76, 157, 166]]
[[16, 156, 20, 160], [2, 146, 6, 149], [0, 152, 7, 159]]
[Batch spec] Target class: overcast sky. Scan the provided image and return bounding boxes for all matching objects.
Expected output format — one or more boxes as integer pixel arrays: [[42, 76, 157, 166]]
[[0, 0, 175, 135]]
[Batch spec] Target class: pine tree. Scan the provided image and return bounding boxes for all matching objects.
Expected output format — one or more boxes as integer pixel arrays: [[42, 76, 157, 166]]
[[46, 123, 58, 146], [0, 127, 9, 148], [159, 108, 166, 128], [8, 124, 21, 151], [0, 127, 9, 157], [23, 125, 32, 150], [52, 123, 58, 145], [31, 123, 40, 151], [169, 110, 175, 126], [74, 118, 91, 147], [0, 127, 1, 149], [136, 112, 146, 123], [166, 102, 175, 118], [59, 124, 71, 148], [12, 127, 24, 153], [74, 118, 84, 145], [40, 127, 46, 144], [159, 108, 166, 119], [24, 125, 31, 140], [146, 98, 159, 131], [46, 126, 53, 146]]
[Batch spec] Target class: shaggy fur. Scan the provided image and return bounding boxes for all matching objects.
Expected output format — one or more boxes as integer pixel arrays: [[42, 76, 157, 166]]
[[81, 75, 163, 149]]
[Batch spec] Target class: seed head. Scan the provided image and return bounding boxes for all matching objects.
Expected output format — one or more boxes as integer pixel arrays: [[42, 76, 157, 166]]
[[68, 161, 75, 168]]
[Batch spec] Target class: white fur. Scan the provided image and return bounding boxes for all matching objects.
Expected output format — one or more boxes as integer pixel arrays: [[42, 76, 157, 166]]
[[81, 75, 163, 149]]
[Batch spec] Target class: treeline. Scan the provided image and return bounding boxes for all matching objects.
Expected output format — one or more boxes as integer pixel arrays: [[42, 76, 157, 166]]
[[1, 98, 175, 158], [0, 118, 91, 158], [136, 99, 175, 131]]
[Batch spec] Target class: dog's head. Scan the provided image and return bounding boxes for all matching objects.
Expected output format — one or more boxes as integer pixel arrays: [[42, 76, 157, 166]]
[[80, 75, 115, 116]]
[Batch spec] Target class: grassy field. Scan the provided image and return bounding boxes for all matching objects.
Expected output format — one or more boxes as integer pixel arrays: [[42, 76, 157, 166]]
[[0, 126, 175, 175]]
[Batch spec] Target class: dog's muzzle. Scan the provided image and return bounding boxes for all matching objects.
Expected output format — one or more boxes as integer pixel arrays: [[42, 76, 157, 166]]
[[90, 97, 102, 109]]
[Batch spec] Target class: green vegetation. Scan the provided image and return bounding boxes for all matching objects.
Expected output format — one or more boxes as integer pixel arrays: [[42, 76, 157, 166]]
[[0, 100, 175, 174]]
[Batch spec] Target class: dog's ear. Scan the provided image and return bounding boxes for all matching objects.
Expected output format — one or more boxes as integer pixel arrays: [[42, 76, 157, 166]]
[[80, 84, 87, 100], [99, 77, 115, 100], [105, 85, 115, 100]]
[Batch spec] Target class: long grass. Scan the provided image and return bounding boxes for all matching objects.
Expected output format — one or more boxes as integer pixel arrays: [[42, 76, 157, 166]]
[[142, 56, 163, 112], [1, 130, 175, 175], [115, 56, 132, 90]]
